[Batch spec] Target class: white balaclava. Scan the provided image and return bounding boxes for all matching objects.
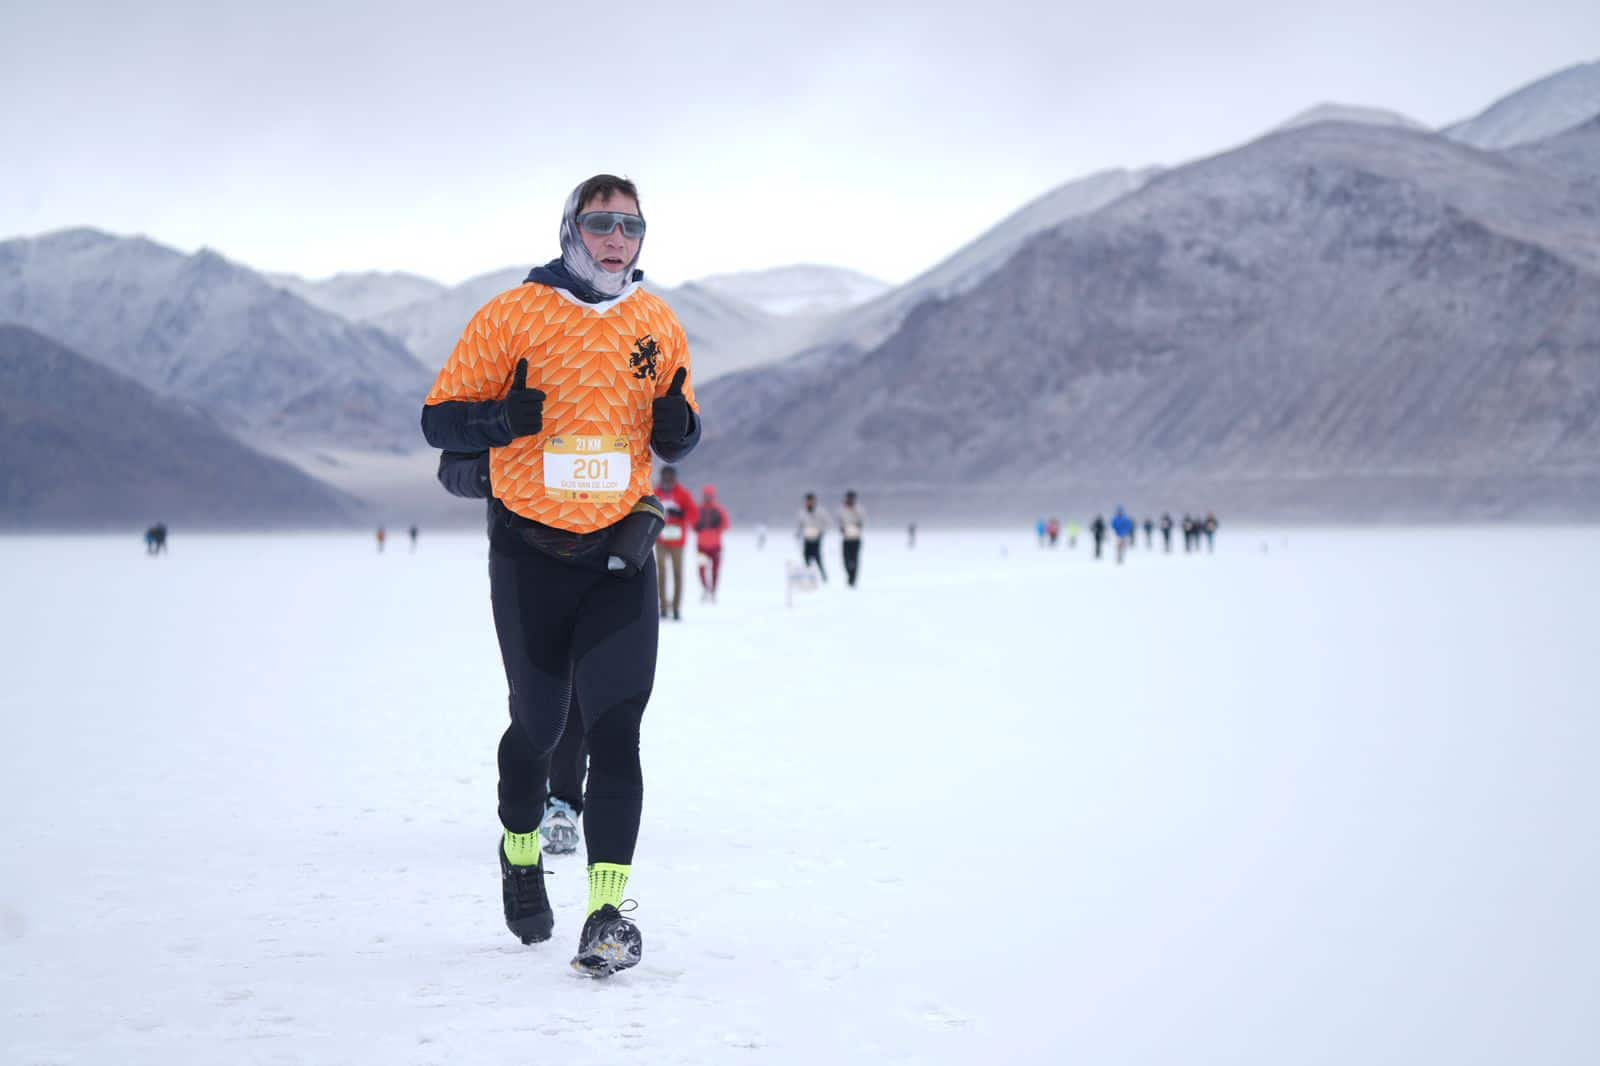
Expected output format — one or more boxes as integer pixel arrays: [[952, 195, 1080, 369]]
[[558, 181, 644, 298]]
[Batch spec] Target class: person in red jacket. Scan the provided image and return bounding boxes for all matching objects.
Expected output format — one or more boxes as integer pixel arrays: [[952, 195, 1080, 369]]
[[654, 465, 698, 620], [694, 485, 730, 602]]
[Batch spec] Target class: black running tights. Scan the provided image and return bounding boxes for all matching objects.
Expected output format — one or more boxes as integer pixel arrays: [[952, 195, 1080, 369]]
[[489, 546, 657, 866]]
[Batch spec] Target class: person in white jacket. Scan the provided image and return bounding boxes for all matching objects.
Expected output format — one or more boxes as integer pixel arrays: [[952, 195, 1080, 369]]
[[795, 492, 830, 582], [838, 490, 866, 587]]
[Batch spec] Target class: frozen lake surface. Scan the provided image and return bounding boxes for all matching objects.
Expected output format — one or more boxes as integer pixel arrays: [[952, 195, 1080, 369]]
[[2, 526, 1596, 1064]]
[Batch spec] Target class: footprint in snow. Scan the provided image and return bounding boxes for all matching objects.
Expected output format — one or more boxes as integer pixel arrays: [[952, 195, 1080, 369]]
[[913, 1002, 969, 1028]]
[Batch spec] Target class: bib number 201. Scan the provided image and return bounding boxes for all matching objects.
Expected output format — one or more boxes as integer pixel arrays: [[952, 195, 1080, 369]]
[[570, 457, 613, 481], [543, 436, 632, 502]]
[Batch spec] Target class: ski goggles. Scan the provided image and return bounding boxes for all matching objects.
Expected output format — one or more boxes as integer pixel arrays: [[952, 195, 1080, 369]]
[[576, 211, 646, 238]]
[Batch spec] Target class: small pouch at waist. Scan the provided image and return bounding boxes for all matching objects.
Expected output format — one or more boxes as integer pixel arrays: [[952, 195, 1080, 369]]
[[606, 496, 666, 578]]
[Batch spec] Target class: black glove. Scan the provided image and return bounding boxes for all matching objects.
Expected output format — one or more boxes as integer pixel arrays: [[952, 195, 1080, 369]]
[[503, 358, 545, 439], [437, 450, 491, 499], [651, 367, 692, 448]]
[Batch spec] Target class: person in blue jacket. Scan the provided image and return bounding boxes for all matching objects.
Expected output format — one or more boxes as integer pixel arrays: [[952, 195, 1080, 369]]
[[1112, 506, 1135, 565]]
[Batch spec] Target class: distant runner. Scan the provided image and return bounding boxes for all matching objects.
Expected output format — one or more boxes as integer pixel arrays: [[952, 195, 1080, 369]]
[[655, 465, 698, 621], [1112, 506, 1135, 565], [797, 492, 829, 581], [144, 522, 168, 556], [839, 490, 866, 587], [694, 485, 729, 602]]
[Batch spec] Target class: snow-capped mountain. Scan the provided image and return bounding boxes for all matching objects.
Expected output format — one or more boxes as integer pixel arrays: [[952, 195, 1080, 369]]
[[754, 64, 1594, 383], [690, 265, 891, 317], [1444, 60, 1600, 149], [1512, 114, 1600, 194], [367, 266, 528, 369], [696, 120, 1600, 521], [1273, 103, 1427, 134], [0, 323, 361, 528], [269, 270, 446, 322], [0, 229, 433, 449]]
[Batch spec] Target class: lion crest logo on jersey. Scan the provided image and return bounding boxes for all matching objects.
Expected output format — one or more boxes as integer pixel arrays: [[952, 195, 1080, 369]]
[[628, 335, 660, 381]]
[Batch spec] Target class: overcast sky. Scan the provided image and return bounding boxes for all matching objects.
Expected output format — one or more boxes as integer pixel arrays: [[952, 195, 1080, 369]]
[[2, 1, 1594, 287]]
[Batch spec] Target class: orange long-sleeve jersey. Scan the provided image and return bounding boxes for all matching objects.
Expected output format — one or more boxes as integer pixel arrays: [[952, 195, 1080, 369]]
[[423, 283, 698, 534]]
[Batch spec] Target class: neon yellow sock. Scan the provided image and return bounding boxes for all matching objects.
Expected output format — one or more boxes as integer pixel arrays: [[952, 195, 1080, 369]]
[[503, 829, 542, 867], [587, 863, 630, 915]]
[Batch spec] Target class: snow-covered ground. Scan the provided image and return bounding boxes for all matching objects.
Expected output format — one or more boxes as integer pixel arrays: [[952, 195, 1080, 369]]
[[2, 527, 1596, 1065]]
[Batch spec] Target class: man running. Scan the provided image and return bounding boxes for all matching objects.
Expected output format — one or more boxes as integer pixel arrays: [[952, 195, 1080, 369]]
[[1160, 513, 1174, 553], [797, 492, 829, 581], [839, 489, 866, 587], [1090, 515, 1107, 560], [694, 485, 729, 602], [655, 465, 698, 620], [421, 173, 700, 978]]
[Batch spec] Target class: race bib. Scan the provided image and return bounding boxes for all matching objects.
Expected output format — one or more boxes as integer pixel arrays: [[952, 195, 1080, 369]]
[[660, 524, 685, 544], [803, 525, 820, 539], [844, 524, 861, 538], [543, 436, 631, 501]]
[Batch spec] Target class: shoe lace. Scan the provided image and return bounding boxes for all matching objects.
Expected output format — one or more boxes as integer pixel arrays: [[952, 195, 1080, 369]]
[[509, 863, 550, 908], [589, 898, 639, 927]]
